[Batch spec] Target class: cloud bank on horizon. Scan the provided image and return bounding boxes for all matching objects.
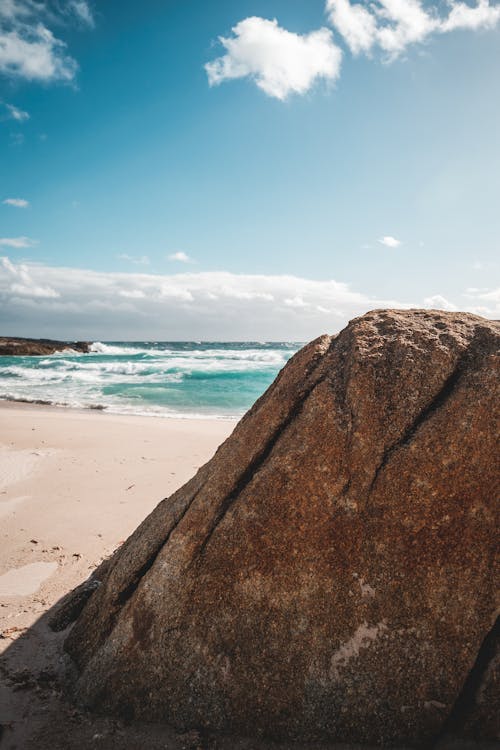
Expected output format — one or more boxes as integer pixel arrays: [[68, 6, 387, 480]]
[[206, 0, 500, 99], [1, 256, 497, 340]]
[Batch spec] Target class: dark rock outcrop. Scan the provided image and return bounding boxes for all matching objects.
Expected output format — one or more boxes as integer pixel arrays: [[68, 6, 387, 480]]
[[64, 310, 499, 745], [0, 337, 90, 356]]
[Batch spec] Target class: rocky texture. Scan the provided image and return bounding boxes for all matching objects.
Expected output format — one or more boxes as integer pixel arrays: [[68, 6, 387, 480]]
[[64, 310, 499, 746], [0, 337, 90, 356]]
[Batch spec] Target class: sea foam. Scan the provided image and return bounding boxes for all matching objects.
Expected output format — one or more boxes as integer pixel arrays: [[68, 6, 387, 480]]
[[0, 341, 300, 418]]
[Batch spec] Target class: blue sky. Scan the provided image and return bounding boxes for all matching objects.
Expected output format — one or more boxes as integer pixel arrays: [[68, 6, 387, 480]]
[[0, 0, 499, 339]]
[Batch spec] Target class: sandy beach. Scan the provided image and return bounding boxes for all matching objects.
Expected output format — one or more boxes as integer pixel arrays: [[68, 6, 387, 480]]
[[0, 403, 237, 749], [0, 402, 235, 600]]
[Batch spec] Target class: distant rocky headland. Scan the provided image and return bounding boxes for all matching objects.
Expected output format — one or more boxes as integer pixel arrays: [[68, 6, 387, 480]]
[[0, 337, 91, 356]]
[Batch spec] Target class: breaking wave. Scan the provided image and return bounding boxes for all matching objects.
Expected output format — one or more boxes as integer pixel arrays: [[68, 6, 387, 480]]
[[0, 341, 300, 418]]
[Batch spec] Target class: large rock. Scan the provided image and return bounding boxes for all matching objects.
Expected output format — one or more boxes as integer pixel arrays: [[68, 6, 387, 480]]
[[64, 310, 499, 745]]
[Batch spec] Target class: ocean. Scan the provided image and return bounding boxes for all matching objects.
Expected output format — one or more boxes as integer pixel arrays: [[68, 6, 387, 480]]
[[0, 342, 301, 419]]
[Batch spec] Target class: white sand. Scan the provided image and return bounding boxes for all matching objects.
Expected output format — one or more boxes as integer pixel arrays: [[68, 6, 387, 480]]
[[0, 402, 238, 749], [0, 494, 30, 519], [0, 445, 50, 487], [0, 402, 235, 629]]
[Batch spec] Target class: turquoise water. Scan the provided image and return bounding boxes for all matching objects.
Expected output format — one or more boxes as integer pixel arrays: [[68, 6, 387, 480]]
[[0, 342, 301, 418]]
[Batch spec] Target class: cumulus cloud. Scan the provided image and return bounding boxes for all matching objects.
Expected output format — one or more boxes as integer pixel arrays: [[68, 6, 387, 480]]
[[326, 0, 500, 58], [0, 235, 37, 248], [378, 235, 401, 247], [205, 17, 342, 100], [0, 0, 94, 83], [168, 251, 194, 263], [3, 197, 29, 207], [326, 0, 379, 54], [423, 294, 458, 311], [206, 2, 500, 98], [440, 0, 500, 31], [0, 24, 77, 81]]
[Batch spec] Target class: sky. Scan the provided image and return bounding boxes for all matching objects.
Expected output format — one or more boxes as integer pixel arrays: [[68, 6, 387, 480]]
[[0, 0, 499, 340]]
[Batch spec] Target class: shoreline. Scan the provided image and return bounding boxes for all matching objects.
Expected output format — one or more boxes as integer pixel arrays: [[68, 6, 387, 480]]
[[0, 340, 295, 424], [0, 396, 243, 421]]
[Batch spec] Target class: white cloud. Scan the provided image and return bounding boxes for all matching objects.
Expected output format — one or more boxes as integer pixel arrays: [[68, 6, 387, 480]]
[[441, 0, 500, 31], [116, 253, 150, 266], [461, 286, 500, 316], [205, 17, 342, 100], [2, 258, 496, 340], [0, 0, 30, 22], [206, 3, 500, 98], [168, 251, 194, 263], [10, 281, 58, 298], [284, 295, 308, 308], [68, 1, 94, 28], [1, 256, 58, 298], [326, 0, 380, 54], [423, 294, 458, 311], [378, 235, 401, 247], [0, 0, 94, 84], [0, 24, 77, 81], [3, 197, 29, 207], [3, 102, 30, 120], [326, 0, 500, 58], [119, 289, 146, 299], [375, 0, 439, 56], [0, 236, 37, 248], [159, 283, 194, 301], [0, 257, 418, 340]]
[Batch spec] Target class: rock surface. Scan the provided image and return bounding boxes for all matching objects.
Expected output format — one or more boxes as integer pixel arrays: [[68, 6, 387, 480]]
[[64, 310, 499, 745], [0, 337, 90, 356]]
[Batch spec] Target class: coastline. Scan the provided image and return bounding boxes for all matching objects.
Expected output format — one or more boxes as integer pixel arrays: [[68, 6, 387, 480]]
[[0, 395, 243, 420], [0, 340, 299, 421]]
